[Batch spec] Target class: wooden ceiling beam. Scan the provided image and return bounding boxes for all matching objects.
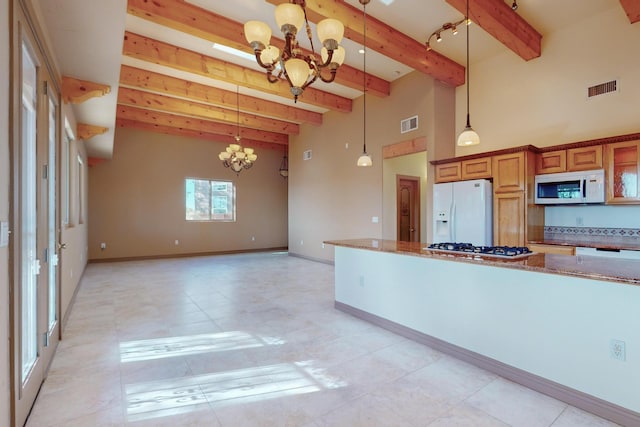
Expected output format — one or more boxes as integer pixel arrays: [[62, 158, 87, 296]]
[[266, 0, 465, 87], [446, 0, 542, 61], [62, 76, 110, 104], [127, 0, 390, 97], [619, 0, 640, 23], [123, 31, 352, 113], [118, 87, 300, 135], [116, 118, 287, 150], [119, 65, 322, 126], [117, 104, 288, 145]]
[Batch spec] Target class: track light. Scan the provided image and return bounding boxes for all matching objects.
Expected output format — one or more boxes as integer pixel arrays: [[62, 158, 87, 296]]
[[425, 17, 466, 51]]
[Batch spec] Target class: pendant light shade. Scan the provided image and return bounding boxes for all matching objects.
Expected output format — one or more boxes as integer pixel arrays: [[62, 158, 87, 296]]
[[457, 0, 480, 147], [357, 153, 373, 167]]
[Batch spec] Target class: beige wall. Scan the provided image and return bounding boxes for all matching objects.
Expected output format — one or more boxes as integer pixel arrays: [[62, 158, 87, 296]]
[[455, 3, 640, 156], [1, 0, 11, 423], [288, 71, 455, 262], [88, 128, 288, 260]]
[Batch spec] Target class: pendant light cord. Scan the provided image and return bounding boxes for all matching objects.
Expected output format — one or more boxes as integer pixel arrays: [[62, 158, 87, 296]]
[[465, 0, 471, 128], [236, 85, 241, 140], [363, 1, 367, 153]]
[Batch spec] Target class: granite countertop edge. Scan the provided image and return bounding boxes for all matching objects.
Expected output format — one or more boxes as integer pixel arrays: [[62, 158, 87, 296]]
[[324, 239, 640, 287]]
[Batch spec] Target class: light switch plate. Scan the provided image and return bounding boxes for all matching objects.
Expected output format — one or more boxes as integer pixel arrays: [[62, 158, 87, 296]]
[[0, 221, 9, 248]]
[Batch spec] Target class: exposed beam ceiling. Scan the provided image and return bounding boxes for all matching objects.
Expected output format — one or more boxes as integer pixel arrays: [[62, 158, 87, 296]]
[[446, 0, 542, 61], [119, 65, 323, 126], [127, 0, 391, 97], [37, 0, 631, 159], [122, 31, 353, 113]]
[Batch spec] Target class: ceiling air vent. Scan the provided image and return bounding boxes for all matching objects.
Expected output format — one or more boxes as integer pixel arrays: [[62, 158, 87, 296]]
[[588, 80, 618, 98], [303, 149, 312, 161], [400, 115, 418, 134]]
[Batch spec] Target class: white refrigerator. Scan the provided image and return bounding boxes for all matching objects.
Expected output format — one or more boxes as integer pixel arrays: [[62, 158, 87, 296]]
[[432, 179, 493, 246]]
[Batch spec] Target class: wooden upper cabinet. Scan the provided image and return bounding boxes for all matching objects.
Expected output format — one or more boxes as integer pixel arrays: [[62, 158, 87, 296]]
[[435, 162, 461, 183], [537, 145, 604, 174], [605, 140, 640, 203], [461, 157, 492, 180], [536, 150, 566, 174], [493, 152, 526, 193], [567, 145, 603, 171]]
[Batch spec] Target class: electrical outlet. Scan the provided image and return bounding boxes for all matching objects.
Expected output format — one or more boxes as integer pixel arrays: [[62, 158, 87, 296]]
[[300, 240, 304, 246], [174, 239, 179, 245], [576, 216, 584, 226], [610, 339, 626, 361], [251, 236, 255, 241], [100, 242, 106, 250]]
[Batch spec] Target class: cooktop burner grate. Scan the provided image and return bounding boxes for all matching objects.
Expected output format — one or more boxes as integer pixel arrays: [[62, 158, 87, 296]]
[[427, 242, 533, 257]]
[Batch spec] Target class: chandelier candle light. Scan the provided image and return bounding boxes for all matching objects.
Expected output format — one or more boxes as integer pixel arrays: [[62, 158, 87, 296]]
[[219, 86, 258, 174], [244, 1, 346, 102], [457, 0, 480, 146]]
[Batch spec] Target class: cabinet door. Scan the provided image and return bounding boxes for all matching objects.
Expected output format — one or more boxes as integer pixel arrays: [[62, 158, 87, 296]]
[[461, 157, 492, 180], [493, 192, 526, 247], [605, 141, 640, 203], [493, 152, 525, 193], [435, 162, 461, 183], [536, 150, 566, 174], [528, 243, 575, 255], [568, 145, 603, 171]]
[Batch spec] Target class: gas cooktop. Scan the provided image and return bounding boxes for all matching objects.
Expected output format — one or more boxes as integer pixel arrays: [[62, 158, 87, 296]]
[[426, 242, 535, 258]]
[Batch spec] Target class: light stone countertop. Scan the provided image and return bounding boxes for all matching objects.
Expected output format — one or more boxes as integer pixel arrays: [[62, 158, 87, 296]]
[[324, 239, 640, 286]]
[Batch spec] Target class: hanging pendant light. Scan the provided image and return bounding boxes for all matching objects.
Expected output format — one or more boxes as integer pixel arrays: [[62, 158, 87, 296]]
[[457, 0, 480, 147], [279, 146, 289, 178], [357, 0, 372, 167]]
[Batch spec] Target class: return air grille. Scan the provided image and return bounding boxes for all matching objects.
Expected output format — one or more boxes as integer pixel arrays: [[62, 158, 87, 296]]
[[400, 116, 418, 134], [588, 80, 617, 98]]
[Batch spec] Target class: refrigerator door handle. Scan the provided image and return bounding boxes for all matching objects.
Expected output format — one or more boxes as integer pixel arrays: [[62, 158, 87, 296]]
[[451, 202, 456, 241]]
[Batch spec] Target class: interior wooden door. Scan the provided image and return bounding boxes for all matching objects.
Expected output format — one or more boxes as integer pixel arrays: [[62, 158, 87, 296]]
[[397, 176, 420, 242]]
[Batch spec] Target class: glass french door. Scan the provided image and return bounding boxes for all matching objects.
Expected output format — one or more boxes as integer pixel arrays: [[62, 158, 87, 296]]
[[14, 25, 61, 427]]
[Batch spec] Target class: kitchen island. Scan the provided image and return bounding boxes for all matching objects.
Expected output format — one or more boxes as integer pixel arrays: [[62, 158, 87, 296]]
[[325, 239, 640, 425]]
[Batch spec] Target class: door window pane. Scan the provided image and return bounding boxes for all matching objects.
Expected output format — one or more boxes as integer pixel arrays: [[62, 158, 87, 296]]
[[20, 42, 38, 381], [47, 94, 58, 331]]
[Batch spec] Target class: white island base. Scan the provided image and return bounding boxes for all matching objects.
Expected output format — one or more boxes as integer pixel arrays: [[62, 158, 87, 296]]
[[333, 245, 640, 426]]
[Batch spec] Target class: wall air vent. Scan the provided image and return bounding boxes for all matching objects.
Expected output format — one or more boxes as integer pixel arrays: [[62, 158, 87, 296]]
[[588, 80, 618, 98], [400, 115, 418, 134], [303, 150, 312, 161]]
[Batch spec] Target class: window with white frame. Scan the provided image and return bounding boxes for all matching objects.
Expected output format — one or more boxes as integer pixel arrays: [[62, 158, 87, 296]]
[[185, 178, 235, 221]]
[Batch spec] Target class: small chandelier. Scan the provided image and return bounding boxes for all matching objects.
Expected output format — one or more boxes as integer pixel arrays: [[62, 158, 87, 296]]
[[457, 0, 480, 147], [219, 86, 258, 173], [219, 144, 258, 174], [244, 1, 346, 102]]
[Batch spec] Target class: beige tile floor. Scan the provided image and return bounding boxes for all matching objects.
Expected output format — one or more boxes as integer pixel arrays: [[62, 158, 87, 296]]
[[26, 252, 620, 427]]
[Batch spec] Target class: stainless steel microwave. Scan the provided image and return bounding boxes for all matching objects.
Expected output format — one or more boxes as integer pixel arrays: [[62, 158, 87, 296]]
[[534, 169, 605, 204]]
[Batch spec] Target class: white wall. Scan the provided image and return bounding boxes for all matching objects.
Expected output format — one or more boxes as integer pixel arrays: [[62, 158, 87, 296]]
[[0, 0, 11, 424], [456, 4, 640, 156], [335, 247, 640, 414], [545, 205, 640, 228]]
